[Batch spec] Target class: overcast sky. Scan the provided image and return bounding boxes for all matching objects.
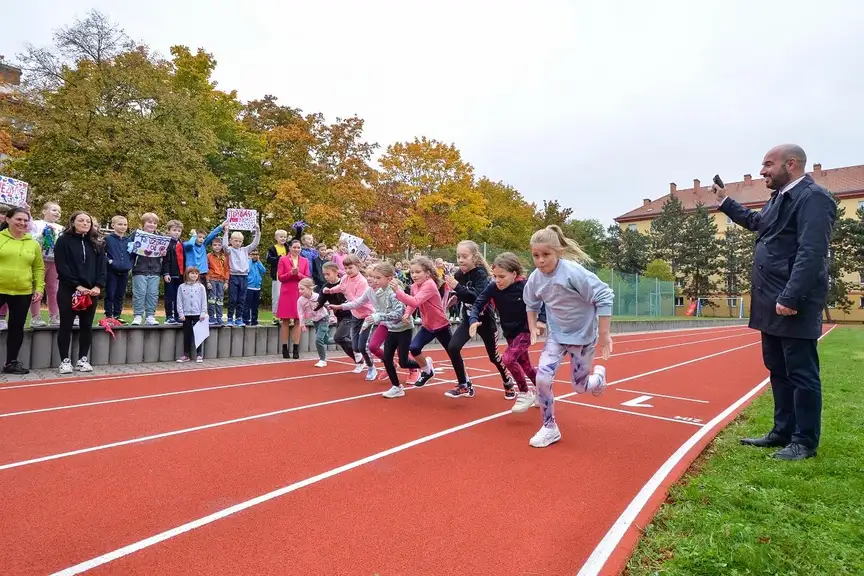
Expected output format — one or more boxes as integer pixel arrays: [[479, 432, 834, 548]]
[[3, 0, 863, 226]]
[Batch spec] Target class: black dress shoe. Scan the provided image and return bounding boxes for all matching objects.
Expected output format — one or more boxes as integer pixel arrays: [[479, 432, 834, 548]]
[[773, 442, 817, 461], [740, 432, 789, 448]]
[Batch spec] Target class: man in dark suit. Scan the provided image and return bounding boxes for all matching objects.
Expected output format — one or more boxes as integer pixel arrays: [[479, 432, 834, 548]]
[[713, 144, 836, 461]]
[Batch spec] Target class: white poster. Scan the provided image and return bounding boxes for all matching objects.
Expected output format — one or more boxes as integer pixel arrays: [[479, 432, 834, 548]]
[[130, 230, 172, 257], [0, 175, 29, 207], [339, 231, 371, 261], [226, 208, 258, 231]]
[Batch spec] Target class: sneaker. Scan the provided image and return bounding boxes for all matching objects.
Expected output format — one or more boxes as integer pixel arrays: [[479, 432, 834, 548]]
[[234, 319, 245, 327], [365, 366, 377, 381], [30, 317, 48, 328], [145, 316, 159, 326], [49, 315, 60, 326], [165, 318, 178, 325], [413, 369, 435, 387], [504, 382, 517, 400], [406, 369, 420, 386], [3, 361, 29, 375], [352, 363, 365, 374], [0, 320, 7, 331], [59, 358, 73, 374], [131, 315, 143, 326], [73, 317, 79, 327], [445, 384, 475, 398], [76, 357, 93, 372], [196, 355, 204, 363], [314, 360, 328, 368], [512, 390, 536, 413], [377, 370, 390, 381], [589, 366, 607, 397], [177, 355, 190, 363], [382, 385, 405, 399], [529, 424, 561, 448], [354, 353, 363, 364]]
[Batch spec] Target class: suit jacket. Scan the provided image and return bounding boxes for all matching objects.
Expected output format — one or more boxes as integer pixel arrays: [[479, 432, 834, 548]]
[[720, 175, 836, 339]]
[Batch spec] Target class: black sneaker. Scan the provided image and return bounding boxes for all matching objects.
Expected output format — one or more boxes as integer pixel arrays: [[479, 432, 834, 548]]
[[503, 383, 517, 400], [445, 383, 475, 398], [413, 369, 435, 387], [3, 361, 29, 375]]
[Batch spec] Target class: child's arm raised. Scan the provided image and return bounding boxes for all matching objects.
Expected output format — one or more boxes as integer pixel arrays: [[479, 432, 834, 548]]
[[245, 226, 261, 253]]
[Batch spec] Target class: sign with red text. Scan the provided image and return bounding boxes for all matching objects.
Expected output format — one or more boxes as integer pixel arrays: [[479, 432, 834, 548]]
[[226, 208, 258, 231], [0, 175, 29, 207]]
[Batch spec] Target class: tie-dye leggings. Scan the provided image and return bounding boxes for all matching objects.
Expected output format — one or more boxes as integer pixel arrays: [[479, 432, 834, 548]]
[[535, 333, 596, 427]]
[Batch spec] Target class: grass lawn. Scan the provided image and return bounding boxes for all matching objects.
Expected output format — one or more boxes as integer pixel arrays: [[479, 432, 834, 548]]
[[625, 326, 864, 576]]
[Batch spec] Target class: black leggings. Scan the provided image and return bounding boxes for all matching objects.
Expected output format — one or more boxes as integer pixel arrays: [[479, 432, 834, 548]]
[[382, 329, 420, 386], [0, 293, 31, 365], [448, 314, 510, 386], [332, 316, 355, 360], [182, 317, 203, 358], [57, 283, 99, 361]]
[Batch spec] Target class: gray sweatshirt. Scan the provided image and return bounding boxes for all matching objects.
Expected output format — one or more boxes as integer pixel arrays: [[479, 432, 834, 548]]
[[343, 286, 412, 332], [176, 282, 208, 318], [222, 228, 261, 275]]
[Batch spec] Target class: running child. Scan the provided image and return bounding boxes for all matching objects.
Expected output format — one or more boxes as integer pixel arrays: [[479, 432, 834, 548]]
[[297, 277, 330, 367], [323, 254, 374, 376], [314, 262, 355, 364], [176, 266, 208, 363], [444, 240, 514, 399], [390, 256, 454, 390], [524, 225, 614, 448], [469, 252, 547, 413]]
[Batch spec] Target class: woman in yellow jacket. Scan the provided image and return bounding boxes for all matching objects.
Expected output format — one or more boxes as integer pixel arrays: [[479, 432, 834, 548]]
[[0, 207, 45, 375]]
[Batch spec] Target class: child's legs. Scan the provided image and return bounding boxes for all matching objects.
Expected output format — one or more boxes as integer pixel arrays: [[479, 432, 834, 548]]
[[235, 276, 248, 321], [313, 319, 329, 360], [227, 276, 239, 320], [446, 320, 470, 383], [182, 317, 196, 356], [502, 333, 532, 393], [353, 322, 373, 367], [29, 260, 45, 318], [368, 324, 388, 360], [271, 280, 281, 315], [113, 273, 129, 318], [250, 289, 260, 323], [477, 315, 511, 384], [535, 336, 568, 428], [568, 342, 597, 394], [382, 331, 401, 386], [131, 275, 147, 316], [144, 276, 159, 317], [104, 272, 118, 317], [209, 281, 224, 322], [408, 326, 440, 368], [333, 317, 355, 360], [164, 279, 179, 320], [396, 330, 420, 370]]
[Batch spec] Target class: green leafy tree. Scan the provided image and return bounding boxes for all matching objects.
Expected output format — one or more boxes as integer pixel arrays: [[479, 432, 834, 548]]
[[719, 227, 755, 315], [643, 259, 674, 281], [823, 198, 861, 320], [474, 177, 538, 251], [650, 194, 687, 277], [535, 199, 572, 228], [564, 219, 606, 265], [678, 204, 722, 302], [604, 225, 650, 275]]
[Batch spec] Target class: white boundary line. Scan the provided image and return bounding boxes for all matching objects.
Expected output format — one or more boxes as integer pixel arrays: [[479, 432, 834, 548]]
[[0, 326, 748, 391], [614, 389, 708, 404], [574, 325, 836, 576], [46, 337, 765, 575]]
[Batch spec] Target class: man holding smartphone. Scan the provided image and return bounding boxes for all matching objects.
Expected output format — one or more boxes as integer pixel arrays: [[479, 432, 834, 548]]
[[713, 144, 836, 461]]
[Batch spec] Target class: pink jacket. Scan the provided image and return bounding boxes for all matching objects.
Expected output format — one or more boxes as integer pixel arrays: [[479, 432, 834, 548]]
[[394, 278, 449, 331], [297, 293, 329, 325], [328, 272, 374, 319]]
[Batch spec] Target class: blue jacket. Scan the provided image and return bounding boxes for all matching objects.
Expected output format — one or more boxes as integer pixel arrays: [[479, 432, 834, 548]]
[[105, 233, 133, 274], [183, 225, 222, 274], [721, 174, 836, 340], [247, 260, 267, 290]]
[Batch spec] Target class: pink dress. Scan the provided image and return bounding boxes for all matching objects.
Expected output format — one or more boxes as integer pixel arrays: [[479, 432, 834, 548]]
[[276, 255, 310, 319]]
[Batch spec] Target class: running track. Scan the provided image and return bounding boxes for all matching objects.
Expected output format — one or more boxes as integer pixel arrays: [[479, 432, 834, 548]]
[[0, 324, 828, 575]]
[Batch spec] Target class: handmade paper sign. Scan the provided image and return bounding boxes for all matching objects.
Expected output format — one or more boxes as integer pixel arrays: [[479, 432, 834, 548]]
[[338, 231, 371, 261], [130, 230, 172, 257], [0, 175, 29, 207], [226, 208, 258, 231]]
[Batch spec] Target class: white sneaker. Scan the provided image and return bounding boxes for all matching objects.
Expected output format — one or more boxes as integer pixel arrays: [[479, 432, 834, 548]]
[[365, 366, 377, 381], [512, 391, 537, 413], [0, 319, 7, 331], [30, 317, 47, 327], [131, 315, 143, 326], [354, 353, 363, 363], [196, 355, 204, 363], [314, 360, 327, 368], [589, 366, 607, 397], [383, 385, 405, 398], [76, 357, 93, 372], [59, 358, 73, 374], [145, 316, 159, 326], [529, 424, 561, 448], [352, 363, 365, 374]]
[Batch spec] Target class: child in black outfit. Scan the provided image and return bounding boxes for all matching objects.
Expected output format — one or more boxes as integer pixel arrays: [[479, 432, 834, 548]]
[[314, 262, 355, 362]]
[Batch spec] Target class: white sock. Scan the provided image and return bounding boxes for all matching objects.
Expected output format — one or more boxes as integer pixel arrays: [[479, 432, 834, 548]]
[[424, 358, 434, 373]]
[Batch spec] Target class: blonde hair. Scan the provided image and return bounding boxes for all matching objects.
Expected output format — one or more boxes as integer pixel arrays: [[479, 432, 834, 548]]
[[371, 261, 395, 278], [184, 266, 201, 282], [298, 277, 315, 291], [229, 231, 245, 242], [141, 212, 159, 225], [343, 254, 362, 267], [410, 256, 444, 289], [530, 225, 593, 264], [456, 240, 491, 273], [492, 252, 525, 277]]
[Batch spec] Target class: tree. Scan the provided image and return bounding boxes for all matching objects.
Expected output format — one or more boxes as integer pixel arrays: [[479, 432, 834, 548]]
[[535, 199, 572, 228], [650, 194, 687, 277], [474, 177, 538, 251], [378, 137, 487, 250], [823, 198, 860, 320], [564, 219, 607, 265], [604, 225, 650, 275], [678, 204, 722, 302], [643, 259, 674, 281], [720, 227, 755, 314]]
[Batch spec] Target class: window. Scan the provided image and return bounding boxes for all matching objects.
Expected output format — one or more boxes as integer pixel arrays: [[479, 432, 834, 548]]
[[674, 296, 684, 307], [859, 296, 864, 308], [727, 298, 739, 308], [858, 200, 864, 214], [628, 224, 637, 231]]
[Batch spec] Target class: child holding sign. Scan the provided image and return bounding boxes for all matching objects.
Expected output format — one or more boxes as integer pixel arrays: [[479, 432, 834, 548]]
[[222, 221, 261, 327]]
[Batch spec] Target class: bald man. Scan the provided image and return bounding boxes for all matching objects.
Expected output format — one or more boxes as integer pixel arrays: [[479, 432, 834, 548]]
[[712, 144, 836, 460]]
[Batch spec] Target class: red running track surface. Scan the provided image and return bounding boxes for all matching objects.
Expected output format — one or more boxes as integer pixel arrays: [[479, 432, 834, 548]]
[[0, 325, 799, 575]]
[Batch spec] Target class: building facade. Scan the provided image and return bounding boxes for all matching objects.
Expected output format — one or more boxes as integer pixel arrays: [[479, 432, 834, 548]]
[[615, 164, 864, 322]]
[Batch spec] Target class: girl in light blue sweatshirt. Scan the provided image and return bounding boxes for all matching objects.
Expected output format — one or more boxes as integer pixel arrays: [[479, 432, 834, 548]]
[[523, 225, 614, 448]]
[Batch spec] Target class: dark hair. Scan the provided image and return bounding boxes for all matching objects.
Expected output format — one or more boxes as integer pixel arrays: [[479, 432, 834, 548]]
[[2, 207, 30, 232], [492, 252, 525, 277], [289, 238, 302, 248], [65, 211, 104, 249]]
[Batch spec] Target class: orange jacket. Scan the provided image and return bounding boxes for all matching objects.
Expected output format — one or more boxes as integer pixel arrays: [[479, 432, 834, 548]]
[[207, 251, 230, 281]]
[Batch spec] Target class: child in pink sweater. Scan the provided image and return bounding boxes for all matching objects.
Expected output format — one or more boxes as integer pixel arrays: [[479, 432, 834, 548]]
[[323, 254, 375, 375], [391, 256, 456, 390]]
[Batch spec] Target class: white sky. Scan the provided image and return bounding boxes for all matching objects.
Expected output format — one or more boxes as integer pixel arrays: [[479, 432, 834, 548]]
[[3, 0, 863, 226]]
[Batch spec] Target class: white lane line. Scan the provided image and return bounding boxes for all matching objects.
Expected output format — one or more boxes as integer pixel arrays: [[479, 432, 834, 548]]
[[556, 399, 703, 427], [614, 389, 709, 404], [49, 334, 763, 575], [0, 326, 746, 391], [0, 370, 355, 418], [574, 325, 836, 576]]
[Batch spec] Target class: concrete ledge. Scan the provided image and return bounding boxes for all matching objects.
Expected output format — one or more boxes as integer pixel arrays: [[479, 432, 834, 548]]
[[0, 318, 748, 369]]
